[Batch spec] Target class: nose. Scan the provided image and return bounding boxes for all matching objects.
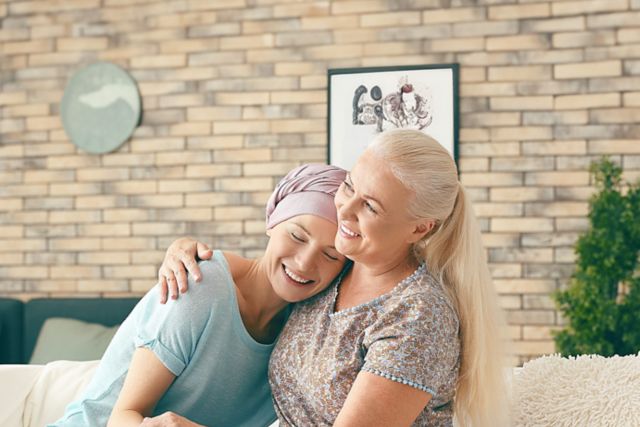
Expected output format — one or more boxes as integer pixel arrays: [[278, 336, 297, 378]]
[[294, 245, 317, 272], [337, 192, 358, 221]]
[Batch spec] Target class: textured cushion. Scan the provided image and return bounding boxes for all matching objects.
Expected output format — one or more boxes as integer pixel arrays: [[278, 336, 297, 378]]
[[29, 318, 119, 364], [511, 353, 640, 427]]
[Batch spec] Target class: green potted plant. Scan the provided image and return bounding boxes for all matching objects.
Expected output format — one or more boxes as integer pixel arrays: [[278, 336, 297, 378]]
[[554, 157, 640, 356]]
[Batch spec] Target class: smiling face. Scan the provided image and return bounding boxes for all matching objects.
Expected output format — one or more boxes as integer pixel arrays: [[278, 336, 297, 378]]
[[264, 214, 346, 303], [334, 149, 433, 268]]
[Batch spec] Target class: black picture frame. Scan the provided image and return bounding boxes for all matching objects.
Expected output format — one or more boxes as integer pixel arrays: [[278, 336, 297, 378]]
[[327, 63, 459, 170]]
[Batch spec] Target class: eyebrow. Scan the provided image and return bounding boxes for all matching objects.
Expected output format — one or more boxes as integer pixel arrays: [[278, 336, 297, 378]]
[[291, 222, 338, 250], [345, 173, 386, 212]]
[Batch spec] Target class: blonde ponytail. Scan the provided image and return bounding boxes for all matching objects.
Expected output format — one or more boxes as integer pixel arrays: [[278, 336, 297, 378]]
[[369, 130, 509, 427]]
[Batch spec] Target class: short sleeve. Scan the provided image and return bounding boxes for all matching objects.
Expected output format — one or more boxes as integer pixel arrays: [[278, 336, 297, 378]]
[[362, 292, 460, 398], [133, 260, 226, 377]]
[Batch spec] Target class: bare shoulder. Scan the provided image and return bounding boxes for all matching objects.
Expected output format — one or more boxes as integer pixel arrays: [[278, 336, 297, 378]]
[[220, 251, 252, 281]]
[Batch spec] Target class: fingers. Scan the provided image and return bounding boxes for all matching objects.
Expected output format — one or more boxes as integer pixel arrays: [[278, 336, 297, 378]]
[[158, 274, 168, 304], [166, 269, 179, 300], [196, 241, 213, 260]]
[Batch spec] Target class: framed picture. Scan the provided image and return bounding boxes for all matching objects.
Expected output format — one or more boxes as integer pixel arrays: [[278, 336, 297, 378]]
[[328, 64, 459, 170]]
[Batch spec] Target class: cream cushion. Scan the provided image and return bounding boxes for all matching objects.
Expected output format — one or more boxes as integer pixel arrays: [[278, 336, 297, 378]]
[[511, 353, 640, 427]]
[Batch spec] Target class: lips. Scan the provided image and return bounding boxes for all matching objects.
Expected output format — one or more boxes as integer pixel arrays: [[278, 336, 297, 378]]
[[339, 223, 360, 238], [282, 265, 314, 285]]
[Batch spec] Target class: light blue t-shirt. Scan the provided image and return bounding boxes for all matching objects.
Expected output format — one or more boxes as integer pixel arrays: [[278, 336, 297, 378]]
[[50, 251, 278, 427]]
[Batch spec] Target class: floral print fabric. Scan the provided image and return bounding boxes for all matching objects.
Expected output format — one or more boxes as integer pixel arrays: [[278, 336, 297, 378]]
[[269, 264, 460, 426]]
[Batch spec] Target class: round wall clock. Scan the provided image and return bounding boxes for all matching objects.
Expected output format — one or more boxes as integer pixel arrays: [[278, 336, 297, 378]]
[[61, 62, 141, 154]]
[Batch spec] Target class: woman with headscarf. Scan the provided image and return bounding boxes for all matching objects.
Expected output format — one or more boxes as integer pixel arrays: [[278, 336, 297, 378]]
[[159, 130, 509, 427], [48, 164, 349, 427]]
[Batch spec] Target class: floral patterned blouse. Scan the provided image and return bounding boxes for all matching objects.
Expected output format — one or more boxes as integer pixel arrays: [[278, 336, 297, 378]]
[[268, 264, 461, 426]]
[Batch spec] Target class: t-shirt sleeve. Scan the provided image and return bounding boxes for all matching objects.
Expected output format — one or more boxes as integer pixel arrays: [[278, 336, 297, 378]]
[[133, 260, 224, 377], [361, 292, 460, 398]]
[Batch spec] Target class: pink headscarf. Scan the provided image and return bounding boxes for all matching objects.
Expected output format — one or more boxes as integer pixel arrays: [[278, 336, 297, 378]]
[[265, 164, 347, 230]]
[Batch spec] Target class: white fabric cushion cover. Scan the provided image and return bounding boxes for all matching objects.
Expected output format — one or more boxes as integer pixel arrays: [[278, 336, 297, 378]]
[[0, 364, 44, 427], [511, 353, 640, 427], [23, 359, 99, 427]]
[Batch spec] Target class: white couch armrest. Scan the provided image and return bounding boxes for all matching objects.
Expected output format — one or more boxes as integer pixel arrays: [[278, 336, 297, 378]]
[[0, 364, 45, 427]]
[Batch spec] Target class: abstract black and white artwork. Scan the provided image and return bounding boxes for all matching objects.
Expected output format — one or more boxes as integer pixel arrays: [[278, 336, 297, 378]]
[[328, 64, 459, 170]]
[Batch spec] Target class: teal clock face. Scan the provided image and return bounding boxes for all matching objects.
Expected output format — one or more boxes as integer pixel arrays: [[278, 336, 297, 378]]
[[61, 62, 141, 154]]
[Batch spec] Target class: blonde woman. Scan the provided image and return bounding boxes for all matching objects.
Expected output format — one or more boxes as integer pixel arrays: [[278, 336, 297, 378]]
[[160, 129, 509, 427]]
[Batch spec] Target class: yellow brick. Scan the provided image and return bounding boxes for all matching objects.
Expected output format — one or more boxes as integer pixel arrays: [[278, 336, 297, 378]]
[[554, 60, 621, 79], [79, 251, 130, 265], [512, 340, 556, 356], [130, 54, 186, 68], [49, 238, 101, 251], [49, 183, 102, 196], [78, 223, 131, 236], [2, 39, 52, 54], [0, 239, 46, 252], [0, 198, 23, 211], [525, 202, 588, 217], [169, 122, 211, 136], [103, 265, 156, 279], [133, 222, 187, 236], [523, 326, 560, 340], [494, 279, 556, 294], [77, 168, 129, 182], [57, 37, 108, 51], [77, 280, 129, 292], [243, 162, 299, 176], [0, 225, 23, 238], [214, 206, 263, 221], [102, 237, 156, 250], [158, 93, 205, 108], [29, 52, 86, 66], [138, 81, 186, 96], [487, 34, 549, 51], [491, 218, 554, 232], [4, 104, 49, 117], [491, 127, 552, 141], [490, 187, 554, 202], [50, 210, 101, 224], [216, 92, 270, 105], [489, 65, 551, 82], [185, 164, 241, 178], [524, 171, 590, 186], [50, 266, 101, 279], [2, 266, 48, 279], [271, 119, 324, 133], [590, 108, 640, 124], [103, 209, 150, 222], [47, 155, 101, 169], [623, 92, 640, 106], [130, 194, 184, 208], [555, 93, 620, 110], [156, 151, 211, 165], [460, 172, 523, 187], [360, 11, 420, 27], [213, 120, 269, 134], [23, 170, 74, 183], [305, 44, 363, 60], [0, 92, 27, 106], [491, 96, 553, 110], [160, 38, 219, 54], [220, 34, 273, 50], [270, 90, 325, 104], [300, 15, 358, 30], [75, 195, 128, 209], [589, 140, 640, 154], [25, 116, 61, 131], [187, 106, 242, 121], [489, 3, 550, 20], [216, 177, 273, 192], [618, 28, 640, 44], [331, 0, 387, 15], [461, 82, 517, 97], [522, 140, 586, 155], [273, 2, 329, 18], [214, 148, 271, 163], [552, 0, 627, 16], [430, 37, 485, 52], [158, 179, 213, 193], [423, 7, 485, 23]]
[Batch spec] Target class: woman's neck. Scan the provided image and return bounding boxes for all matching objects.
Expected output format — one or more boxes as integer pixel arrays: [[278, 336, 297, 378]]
[[335, 253, 418, 312], [231, 255, 290, 342]]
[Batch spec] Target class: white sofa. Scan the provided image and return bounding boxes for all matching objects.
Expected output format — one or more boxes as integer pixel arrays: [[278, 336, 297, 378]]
[[2, 354, 639, 427]]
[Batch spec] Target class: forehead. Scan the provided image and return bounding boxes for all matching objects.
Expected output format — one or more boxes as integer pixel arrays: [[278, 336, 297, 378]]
[[285, 215, 337, 241], [350, 151, 413, 206]]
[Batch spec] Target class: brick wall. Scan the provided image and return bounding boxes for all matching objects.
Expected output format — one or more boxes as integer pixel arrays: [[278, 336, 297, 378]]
[[1, 0, 639, 363]]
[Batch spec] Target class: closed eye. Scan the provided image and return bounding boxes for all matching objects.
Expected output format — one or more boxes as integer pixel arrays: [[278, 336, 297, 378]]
[[290, 232, 305, 243], [365, 201, 377, 214]]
